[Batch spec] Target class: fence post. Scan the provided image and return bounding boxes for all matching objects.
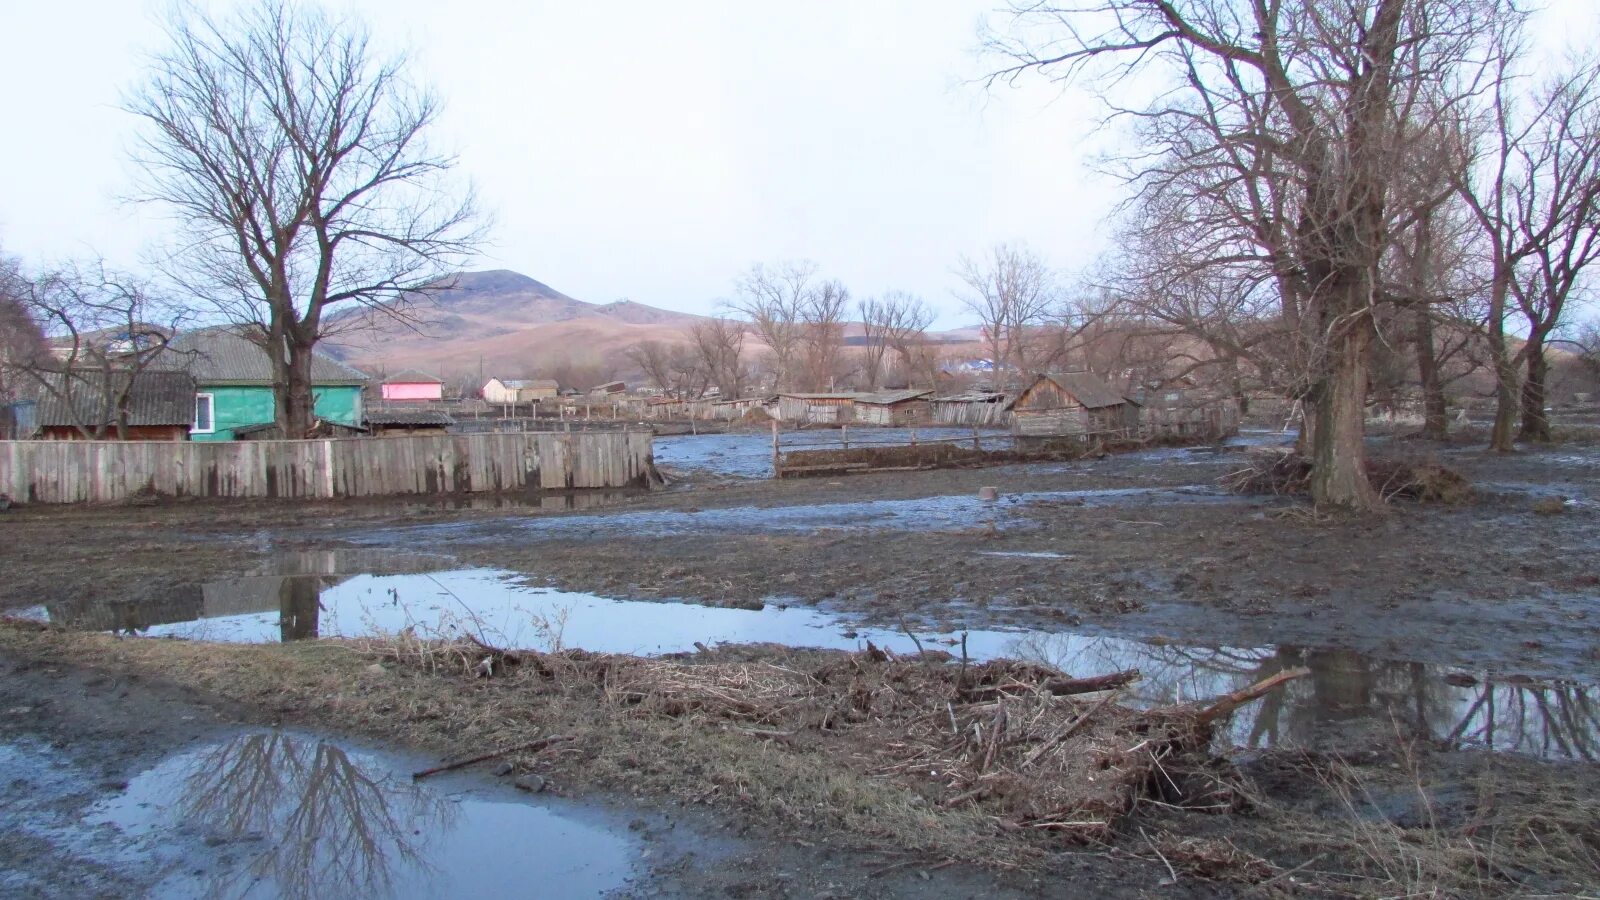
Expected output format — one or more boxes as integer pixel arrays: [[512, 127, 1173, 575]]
[[910, 424, 917, 447], [771, 418, 780, 477], [972, 425, 981, 452], [841, 424, 849, 450]]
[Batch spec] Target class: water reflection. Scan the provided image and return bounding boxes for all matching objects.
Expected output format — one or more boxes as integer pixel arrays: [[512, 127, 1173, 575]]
[[26, 566, 1600, 762], [89, 731, 638, 898], [1004, 635, 1600, 760], [179, 733, 449, 899]]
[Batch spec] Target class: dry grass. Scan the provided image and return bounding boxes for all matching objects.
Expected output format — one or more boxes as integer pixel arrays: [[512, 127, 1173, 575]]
[[0, 622, 1249, 868]]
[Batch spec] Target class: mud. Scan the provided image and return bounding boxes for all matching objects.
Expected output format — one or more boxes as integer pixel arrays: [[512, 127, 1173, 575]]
[[3, 432, 1597, 893], [0, 649, 1096, 898]]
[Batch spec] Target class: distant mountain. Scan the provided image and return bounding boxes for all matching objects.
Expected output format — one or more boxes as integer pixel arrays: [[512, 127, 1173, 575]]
[[326, 268, 984, 387], [326, 269, 713, 382]]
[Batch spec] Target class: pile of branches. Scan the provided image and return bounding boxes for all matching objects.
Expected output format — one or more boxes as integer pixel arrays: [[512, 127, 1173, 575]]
[[380, 634, 1304, 842], [1222, 449, 1470, 503]]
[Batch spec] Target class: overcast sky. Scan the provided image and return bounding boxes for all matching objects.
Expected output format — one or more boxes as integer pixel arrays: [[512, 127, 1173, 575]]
[[2, 1, 1593, 329]]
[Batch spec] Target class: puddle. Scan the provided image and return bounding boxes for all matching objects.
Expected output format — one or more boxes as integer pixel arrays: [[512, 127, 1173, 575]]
[[69, 731, 641, 898], [344, 485, 1251, 546], [655, 427, 1019, 478], [24, 568, 1597, 761]]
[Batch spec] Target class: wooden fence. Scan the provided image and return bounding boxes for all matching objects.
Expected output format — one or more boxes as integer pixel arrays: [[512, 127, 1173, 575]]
[[0, 430, 656, 504]]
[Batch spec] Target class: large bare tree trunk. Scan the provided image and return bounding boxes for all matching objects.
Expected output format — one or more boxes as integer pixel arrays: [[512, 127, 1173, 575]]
[[1413, 306, 1448, 440], [280, 346, 318, 437], [1486, 287, 1518, 452], [1309, 310, 1377, 508], [1518, 333, 1552, 442]]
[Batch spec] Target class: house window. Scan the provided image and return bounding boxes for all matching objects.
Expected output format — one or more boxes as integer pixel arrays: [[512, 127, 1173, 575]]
[[193, 393, 215, 434]]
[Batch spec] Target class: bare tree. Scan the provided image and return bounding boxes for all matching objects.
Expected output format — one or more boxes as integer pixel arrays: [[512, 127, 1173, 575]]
[[4, 260, 193, 439], [125, 0, 482, 438], [954, 243, 1054, 391], [988, 0, 1513, 507], [688, 317, 748, 398], [1454, 30, 1600, 447], [861, 290, 936, 390], [728, 261, 815, 391], [0, 251, 49, 408], [800, 278, 850, 391]]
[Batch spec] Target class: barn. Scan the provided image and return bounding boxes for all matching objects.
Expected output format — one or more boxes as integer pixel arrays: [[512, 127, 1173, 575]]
[[1010, 373, 1140, 441]]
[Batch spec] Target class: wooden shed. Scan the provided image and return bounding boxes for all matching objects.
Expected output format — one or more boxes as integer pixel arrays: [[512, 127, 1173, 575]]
[[365, 408, 456, 436], [777, 393, 858, 424], [929, 391, 1011, 427], [852, 390, 933, 426], [1136, 387, 1240, 441], [1011, 373, 1140, 441]]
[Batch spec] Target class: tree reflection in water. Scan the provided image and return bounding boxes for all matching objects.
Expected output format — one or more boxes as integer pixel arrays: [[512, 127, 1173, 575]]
[[1002, 634, 1599, 759], [178, 732, 455, 899]]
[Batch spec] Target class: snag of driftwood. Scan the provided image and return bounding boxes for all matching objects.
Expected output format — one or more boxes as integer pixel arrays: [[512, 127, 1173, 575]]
[[1042, 670, 1141, 696], [1193, 667, 1309, 726], [412, 734, 574, 781]]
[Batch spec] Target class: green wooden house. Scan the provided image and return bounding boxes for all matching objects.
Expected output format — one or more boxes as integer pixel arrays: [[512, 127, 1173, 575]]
[[162, 328, 369, 441]]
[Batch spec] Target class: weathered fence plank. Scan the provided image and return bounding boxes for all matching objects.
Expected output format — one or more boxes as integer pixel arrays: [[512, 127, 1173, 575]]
[[0, 430, 655, 504]]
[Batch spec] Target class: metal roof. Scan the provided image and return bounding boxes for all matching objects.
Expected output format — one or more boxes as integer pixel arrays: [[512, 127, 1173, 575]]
[[494, 378, 559, 390], [382, 369, 443, 384], [365, 409, 456, 426], [1031, 373, 1131, 409], [156, 328, 370, 386], [34, 370, 198, 428], [853, 389, 934, 406]]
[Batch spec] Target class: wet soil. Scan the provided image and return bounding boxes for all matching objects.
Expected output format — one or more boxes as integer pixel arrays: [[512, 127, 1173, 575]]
[[0, 646, 1107, 898], [2, 433, 1597, 894]]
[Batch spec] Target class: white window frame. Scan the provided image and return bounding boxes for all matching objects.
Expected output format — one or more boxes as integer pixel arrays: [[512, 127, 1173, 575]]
[[193, 393, 216, 434]]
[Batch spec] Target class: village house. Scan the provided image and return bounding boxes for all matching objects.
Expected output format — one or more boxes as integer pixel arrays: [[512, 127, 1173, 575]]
[[1010, 372, 1140, 441], [482, 377, 559, 404], [165, 328, 368, 442], [380, 369, 444, 402]]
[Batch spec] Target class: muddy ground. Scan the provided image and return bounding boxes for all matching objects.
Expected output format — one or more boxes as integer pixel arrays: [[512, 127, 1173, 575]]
[[2, 430, 1597, 896]]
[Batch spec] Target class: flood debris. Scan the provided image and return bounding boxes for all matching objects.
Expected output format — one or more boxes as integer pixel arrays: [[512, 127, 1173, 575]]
[[377, 634, 1306, 843], [1222, 449, 1471, 503]]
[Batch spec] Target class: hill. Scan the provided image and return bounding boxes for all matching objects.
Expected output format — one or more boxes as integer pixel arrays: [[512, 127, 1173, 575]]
[[326, 270, 714, 384]]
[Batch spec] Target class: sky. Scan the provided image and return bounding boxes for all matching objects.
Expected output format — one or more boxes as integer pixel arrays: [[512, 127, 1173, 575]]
[[1, 1, 1593, 330]]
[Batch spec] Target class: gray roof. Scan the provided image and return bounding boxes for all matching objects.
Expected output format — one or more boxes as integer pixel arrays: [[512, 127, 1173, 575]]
[[157, 328, 369, 386], [383, 369, 442, 384], [495, 378, 559, 390], [35, 370, 198, 428], [854, 389, 934, 406], [366, 409, 455, 426], [1033, 373, 1130, 409]]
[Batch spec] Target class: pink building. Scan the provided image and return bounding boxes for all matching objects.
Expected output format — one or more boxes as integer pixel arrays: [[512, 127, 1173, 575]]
[[380, 370, 444, 402]]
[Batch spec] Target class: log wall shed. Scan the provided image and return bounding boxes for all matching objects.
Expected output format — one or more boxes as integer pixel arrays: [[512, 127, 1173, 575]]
[[852, 390, 933, 426], [1011, 373, 1140, 441]]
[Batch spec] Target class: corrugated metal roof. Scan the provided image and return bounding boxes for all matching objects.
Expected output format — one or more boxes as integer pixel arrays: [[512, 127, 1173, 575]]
[[778, 393, 860, 400], [366, 409, 456, 426], [496, 378, 559, 390], [854, 389, 934, 406], [1035, 373, 1129, 409], [382, 369, 442, 384], [157, 328, 370, 385], [35, 370, 198, 427]]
